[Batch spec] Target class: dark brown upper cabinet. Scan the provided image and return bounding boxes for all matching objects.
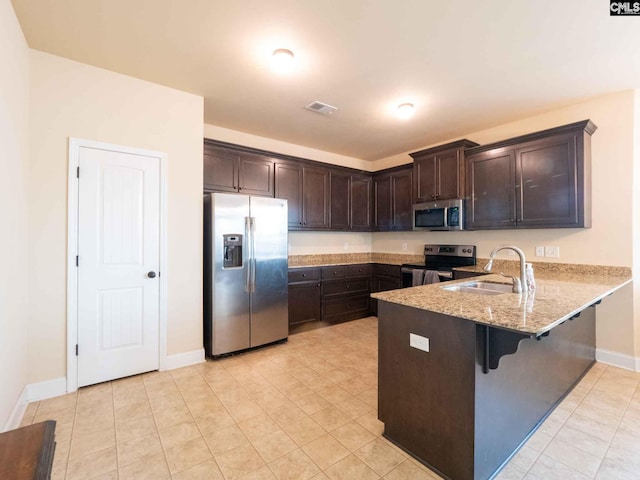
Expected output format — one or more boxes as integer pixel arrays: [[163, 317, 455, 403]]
[[275, 162, 303, 228], [330, 172, 372, 231], [373, 165, 413, 231], [350, 174, 372, 231], [276, 161, 329, 230], [330, 171, 351, 230], [410, 139, 478, 203], [303, 166, 330, 229], [465, 120, 596, 230], [204, 141, 274, 196]]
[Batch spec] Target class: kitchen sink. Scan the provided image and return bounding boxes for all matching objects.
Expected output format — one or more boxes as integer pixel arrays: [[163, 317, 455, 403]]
[[442, 281, 514, 295]]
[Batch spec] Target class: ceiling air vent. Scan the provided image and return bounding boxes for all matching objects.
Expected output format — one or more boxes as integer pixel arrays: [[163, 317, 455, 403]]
[[305, 101, 338, 116]]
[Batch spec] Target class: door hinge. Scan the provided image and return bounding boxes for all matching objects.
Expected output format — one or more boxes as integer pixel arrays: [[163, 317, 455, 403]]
[[75, 344, 78, 356], [76, 255, 79, 267], [76, 166, 80, 178]]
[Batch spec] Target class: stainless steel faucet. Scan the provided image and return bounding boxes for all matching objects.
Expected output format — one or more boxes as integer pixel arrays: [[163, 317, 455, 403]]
[[483, 245, 528, 294]]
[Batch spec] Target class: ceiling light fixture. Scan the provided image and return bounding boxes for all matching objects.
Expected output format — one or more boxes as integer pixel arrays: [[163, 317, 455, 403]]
[[396, 103, 415, 119], [271, 48, 295, 73]]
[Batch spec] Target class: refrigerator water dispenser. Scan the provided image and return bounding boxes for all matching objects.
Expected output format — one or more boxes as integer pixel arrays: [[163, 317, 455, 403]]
[[223, 234, 243, 268]]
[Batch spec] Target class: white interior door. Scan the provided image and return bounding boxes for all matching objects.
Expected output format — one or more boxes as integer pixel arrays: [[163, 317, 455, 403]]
[[77, 146, 160, 387]]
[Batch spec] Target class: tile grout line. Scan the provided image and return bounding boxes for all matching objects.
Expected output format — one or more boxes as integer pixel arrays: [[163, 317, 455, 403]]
[[520, 363, 604, 480], [592, 376, 640, 479]]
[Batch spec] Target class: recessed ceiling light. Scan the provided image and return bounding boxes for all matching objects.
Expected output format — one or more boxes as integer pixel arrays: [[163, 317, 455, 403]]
[[271, 48, 295, 73], [396, 103, 415, 119]]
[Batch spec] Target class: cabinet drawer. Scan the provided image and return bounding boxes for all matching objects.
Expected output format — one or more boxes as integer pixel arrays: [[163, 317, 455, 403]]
[[323, 294, 370, 319], [323, 278, 370, 297], [288, 268, 321, 283], [347, 264, 372, 277], [321, 266, 348, 279], [374, 264, 401, 277]]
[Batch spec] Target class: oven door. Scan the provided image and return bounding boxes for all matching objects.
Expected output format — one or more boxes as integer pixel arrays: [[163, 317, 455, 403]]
[[413, 204, 447, 231], [401, 267, 452, 287]]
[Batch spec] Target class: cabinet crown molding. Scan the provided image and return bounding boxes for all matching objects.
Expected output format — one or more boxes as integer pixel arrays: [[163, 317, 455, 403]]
[[464, 120, 597, 155]]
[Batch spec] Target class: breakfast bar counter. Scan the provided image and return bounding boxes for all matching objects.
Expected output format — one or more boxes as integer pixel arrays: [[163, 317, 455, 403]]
[[371, 271, 631, 335], [371, 271, 631, 480]]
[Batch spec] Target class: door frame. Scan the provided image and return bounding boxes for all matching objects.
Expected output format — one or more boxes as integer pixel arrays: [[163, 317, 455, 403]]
[[66, 137, 169, 393]]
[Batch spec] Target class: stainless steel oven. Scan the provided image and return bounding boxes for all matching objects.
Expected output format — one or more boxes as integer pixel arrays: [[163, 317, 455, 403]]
[[401, 244, 476, 287]]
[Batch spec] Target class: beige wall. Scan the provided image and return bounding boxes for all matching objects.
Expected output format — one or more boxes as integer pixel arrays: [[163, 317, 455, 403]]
[[0, 0, 29, 429], [28, 50, 204, 384]]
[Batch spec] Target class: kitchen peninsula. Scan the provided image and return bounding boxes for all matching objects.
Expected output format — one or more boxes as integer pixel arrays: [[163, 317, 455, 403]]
[[372, 270, 631, 480]]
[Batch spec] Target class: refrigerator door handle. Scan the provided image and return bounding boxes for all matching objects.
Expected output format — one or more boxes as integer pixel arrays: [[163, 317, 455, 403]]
[[250, 216, 257, 293], [244, 216, 251, 293]]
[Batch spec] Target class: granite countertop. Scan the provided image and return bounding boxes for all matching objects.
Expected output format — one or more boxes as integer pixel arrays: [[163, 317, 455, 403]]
[[371, 271, 632, 336]]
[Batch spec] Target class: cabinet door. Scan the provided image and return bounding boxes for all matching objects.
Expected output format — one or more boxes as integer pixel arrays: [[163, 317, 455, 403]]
[[370, 274, 402, 316], [288, 281, 321, 326], [330, 172, 351, 230], [203, 146, 238, 193], [373, 175, 392, 231], [516, 133, 579, 227], [351, 175, 372, 231], [392, 169, 413, 230], [413, 156, 437, 203], [436, 149, 462, 200], [239, 154, 274, 197], [302, 167, 330, 229], [466, 150, 516, 230], [275, 162, 303, 229]]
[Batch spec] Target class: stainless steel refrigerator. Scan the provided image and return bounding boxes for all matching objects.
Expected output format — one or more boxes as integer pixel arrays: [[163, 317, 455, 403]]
[[203, 193, 288, 356]]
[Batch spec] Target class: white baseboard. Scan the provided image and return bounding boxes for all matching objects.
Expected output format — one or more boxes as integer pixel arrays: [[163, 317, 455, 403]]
[[165, 348, 205, 371], [3, 385, 28, 432], [27, 377, 68, 402], [596, 348, 640, 372]]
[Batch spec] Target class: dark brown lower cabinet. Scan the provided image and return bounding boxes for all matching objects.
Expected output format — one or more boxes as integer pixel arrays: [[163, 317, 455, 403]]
[[378, 301, 596, 480], [370, 264, 402, 315], [288, 268, 321, 333], [288, 264, 374, 333], [321, 264, 372, 323]]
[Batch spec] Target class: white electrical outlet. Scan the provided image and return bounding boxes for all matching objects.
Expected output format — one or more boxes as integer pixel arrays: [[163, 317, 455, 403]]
[[535, 246, 545, 257], [401, 242, 408, 251], [409, 333, 430, 353], [507, 250, 516, 256], [343, 242, 349, 251], [545, 246, 560, 258]]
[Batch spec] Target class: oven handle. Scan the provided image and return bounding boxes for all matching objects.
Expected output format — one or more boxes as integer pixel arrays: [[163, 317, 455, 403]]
[[401, 267, 421, 274], [400, 267, 453, 279]]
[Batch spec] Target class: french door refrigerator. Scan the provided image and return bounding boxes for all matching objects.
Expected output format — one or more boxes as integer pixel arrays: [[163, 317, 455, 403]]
[[204, 192, 288, 356]]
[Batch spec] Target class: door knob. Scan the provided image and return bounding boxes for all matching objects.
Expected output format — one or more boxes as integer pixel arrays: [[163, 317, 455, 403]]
[[147, 271, 157, 278]]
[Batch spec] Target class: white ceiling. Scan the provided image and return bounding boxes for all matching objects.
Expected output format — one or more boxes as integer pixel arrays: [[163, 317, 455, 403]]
[[11, 0, 640, 161]]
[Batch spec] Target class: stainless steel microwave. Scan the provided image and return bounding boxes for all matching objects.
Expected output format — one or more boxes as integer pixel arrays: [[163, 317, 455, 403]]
[[412, 199, 464, 231]]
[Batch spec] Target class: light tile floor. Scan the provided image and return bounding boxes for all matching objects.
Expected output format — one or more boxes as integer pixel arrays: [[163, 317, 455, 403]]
[[20, 317, 640, 480]]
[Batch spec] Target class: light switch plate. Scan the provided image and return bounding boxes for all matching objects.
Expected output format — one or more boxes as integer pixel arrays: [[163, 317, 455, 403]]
[[535, 246, 545, 257], [401, 242, 408, 251], [410, 333, 430, 353]]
